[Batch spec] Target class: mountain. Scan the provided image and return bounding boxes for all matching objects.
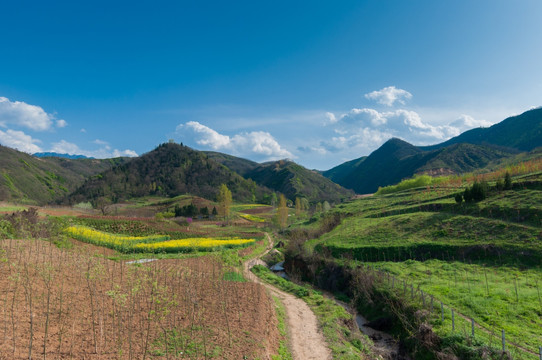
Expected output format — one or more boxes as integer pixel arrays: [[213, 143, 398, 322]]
[[422, 107, 542, 151], [322, 156, 367, 184], [335, 138, 425, 194], [67, 143, 271, 205], [324, 138, 514, 194], [203, 151, 259, 176], [323, 108, 542, 194], [244, 159, 354, 204], [34, 152, 93, 159], [0, 145, 126, 204]]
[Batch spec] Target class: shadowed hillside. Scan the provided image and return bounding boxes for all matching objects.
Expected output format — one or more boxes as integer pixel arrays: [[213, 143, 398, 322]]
[[245, 159, 354, 204]]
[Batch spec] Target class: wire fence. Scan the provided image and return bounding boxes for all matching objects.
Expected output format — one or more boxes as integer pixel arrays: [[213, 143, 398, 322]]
[[363, 265, 542, 360]]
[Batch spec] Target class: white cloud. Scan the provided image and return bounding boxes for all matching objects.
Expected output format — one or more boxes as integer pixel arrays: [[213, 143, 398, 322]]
[[364, 86, 412, 107], [50, 140, 137, 158], [324, 112, 337, 124], [449, 114, 493, 132], [56, 119, 68, 128], [0, 97, 55, 131], [0, 129, 43, 153], [180, 121, 230, 148], [112, 149, 138, 157], [325, 107, 466, 149], [348, 108, 387, 126], [177, 121, 293, 160]]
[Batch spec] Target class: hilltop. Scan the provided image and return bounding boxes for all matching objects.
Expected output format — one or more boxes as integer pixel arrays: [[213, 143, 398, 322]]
[[67, 142, 272, 204]]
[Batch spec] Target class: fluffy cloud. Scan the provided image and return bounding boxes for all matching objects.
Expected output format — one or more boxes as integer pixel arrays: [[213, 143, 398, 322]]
[[364, 86, 412, 107], [0, 97, 55, 131], [51, 140, 138, 158], [56, 119, 68, 128], [324, 106, 478, 151], [324, 112, 337, 124], [0, 129, 43, 153], [177, 121, 293, 160], [449, 114, 493, 132]]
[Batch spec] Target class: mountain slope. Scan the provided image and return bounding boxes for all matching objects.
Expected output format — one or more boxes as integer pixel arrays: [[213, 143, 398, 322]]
[[325, 139, 514, 194], [337, 138, 424, 193], [67, 143, 270, 204], [0, 145, 126, 204], [203, 151, 259, 176], [245, 159, 354, 204], [322, 156, 367, 184], [423, 107, 542, 151]]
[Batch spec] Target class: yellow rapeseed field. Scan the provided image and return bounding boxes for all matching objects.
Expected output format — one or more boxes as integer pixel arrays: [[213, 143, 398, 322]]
[[64, 225, 255, 253]]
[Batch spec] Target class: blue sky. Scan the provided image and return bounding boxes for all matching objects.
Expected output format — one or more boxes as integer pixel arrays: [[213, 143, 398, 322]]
[[1, 1, 541, 169]]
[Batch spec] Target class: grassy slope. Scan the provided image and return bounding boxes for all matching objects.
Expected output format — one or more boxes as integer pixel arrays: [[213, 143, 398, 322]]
[[305, 174, 542, 355], [0, 145, 125, 204]]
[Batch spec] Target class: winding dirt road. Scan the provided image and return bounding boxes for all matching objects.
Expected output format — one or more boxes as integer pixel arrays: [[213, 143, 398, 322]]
[[243, 235, 332, 360]]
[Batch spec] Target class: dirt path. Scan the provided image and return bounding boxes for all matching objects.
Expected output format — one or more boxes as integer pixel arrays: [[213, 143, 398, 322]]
[[243, 235, 332, 360]]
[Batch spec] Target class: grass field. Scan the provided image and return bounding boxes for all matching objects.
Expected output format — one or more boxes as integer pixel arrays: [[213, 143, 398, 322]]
[[304, 173, 542, 356]]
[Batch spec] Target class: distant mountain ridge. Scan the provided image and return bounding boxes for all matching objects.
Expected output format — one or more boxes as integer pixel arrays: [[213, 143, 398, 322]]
[[34, 152, 94, 159], [323, 107, 541, 194]]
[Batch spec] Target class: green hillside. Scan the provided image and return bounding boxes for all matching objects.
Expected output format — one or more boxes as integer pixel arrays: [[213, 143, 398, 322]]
[[290, 168, 542, 357], [321, 156, 367, 184], [245, 159, 354, 204], [203, 151, 259, 176], [67, 143, 271, 205], [0, 145, 126, 205]]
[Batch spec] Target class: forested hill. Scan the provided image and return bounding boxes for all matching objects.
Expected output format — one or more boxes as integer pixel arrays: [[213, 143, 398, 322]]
[[67, 143, 271, 204], [0, 145, 126, 205], [244, 159, 354, 204]]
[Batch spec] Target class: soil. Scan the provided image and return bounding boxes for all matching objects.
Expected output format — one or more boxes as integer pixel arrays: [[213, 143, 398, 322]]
[[0, 238, 279, 359], [243, 235, 332, 360]]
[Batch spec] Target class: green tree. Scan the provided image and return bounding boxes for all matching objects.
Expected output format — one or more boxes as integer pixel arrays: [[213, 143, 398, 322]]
[[277, 194, 288, 230], [217, 184, 233, 220], [295, 197, 302, 216], [504, 171, 512, 190]]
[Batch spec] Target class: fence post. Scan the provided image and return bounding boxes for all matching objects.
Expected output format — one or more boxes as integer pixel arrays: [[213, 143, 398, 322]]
[[421, 290, 425, 307], [430, 296, 433, 314], [403, 280, 406, 295], [502, 329, 505, 353], [471, 318, 475, 337], [452, 309, 455, 331], [539, 346, 541, 360], [411, 284, 414, 299]]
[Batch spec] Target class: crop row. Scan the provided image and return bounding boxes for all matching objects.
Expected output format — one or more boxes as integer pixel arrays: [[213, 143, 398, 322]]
[[64, 225, 254, 253], [239, 214, 266, 223]]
